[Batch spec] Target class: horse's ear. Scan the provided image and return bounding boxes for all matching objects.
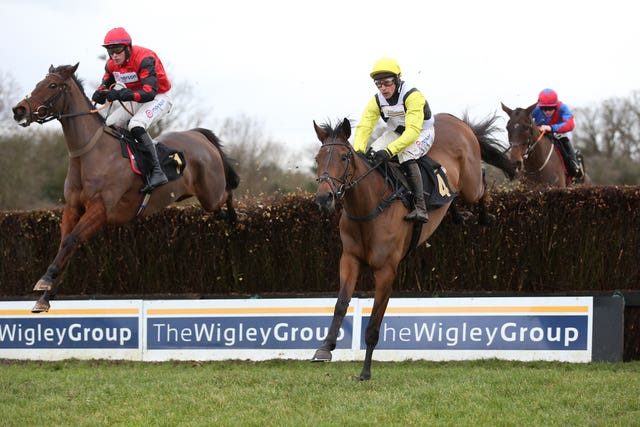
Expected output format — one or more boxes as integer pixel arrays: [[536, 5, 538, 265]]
[[48, 64, 55, 73], [340, 118, 351, 139], [525, 103, 537, 115], [313, 120, 327, 143], [501, 102, 513, 116], [71, 63, 79, 73]]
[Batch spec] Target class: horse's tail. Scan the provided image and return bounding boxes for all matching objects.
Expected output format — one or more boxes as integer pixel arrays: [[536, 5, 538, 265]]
[[192, 128, 240, 191], [462, 113, 517, 180]]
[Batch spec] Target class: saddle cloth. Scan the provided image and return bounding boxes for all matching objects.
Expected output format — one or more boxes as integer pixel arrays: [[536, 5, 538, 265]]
[[107, 126, 187, 183], [368, 154, 457, 211]]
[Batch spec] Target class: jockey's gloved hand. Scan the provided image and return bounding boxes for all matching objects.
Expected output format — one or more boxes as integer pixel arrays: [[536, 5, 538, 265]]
[[106, 88, 134, 102], [91, 90, 107, 104], [106, 89, 120, 102], [106, 89, 123, 102], [373, 149, 391, 164]]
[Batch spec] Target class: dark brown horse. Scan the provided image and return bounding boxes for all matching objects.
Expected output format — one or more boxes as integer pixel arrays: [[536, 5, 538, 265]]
[[501, 103, 592, 187], [311, 114, 516, 380], [12, 63, 239, 312]]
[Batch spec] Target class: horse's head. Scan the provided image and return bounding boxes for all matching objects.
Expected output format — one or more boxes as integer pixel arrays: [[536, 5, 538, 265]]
[[13, 63, 79, 127], [501, 102, 537, 172], [313, 118, 354, 214]]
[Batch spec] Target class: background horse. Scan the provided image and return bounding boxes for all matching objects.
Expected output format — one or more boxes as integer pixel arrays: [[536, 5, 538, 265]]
[[312, 114, 516, 380], [12, 63, 239, 312], [501, 103, 592, 187]]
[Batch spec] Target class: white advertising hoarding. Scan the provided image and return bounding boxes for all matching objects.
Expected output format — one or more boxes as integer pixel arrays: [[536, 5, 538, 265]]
[[0, 297, 593, 362]]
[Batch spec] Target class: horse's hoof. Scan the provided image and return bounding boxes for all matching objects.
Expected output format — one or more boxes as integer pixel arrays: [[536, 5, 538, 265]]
[[31, 301, 50, 313], [311, 349, 332, 362], [33, 280, 53, 291], [358, 372, 371, 381]]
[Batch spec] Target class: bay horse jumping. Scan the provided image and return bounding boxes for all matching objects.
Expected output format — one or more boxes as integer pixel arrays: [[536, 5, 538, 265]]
[[501, 103, 592, 187], [312, 114, 516, 380], [12, 63, 239, 313]]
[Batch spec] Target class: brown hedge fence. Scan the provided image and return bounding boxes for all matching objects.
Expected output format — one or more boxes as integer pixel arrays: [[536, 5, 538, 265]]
[[1, 186, 639, 359]]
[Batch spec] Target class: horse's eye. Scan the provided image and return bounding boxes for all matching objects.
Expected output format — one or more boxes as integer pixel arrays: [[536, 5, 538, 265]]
[[340, 153, 348, 161], [48, 83, 57, 89]]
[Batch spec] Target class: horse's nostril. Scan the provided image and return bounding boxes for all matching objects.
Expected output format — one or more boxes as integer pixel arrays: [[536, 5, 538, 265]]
[[316, 192, 335, 212]]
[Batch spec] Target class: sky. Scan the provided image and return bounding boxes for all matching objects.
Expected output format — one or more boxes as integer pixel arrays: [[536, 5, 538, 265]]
[[3, 0, 639, 166]]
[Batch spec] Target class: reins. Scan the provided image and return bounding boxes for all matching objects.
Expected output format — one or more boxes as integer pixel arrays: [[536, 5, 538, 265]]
[[21, 72, 127, 158], [523, 126, 555, 174], [21, 73, 128, 124]]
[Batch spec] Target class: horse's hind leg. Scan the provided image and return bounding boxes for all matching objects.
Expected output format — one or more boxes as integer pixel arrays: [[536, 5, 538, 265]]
[[477, 195, 495, 226], [477, 172, 495, 226], [224, 192, 237, 223], [449, 202, 472, 225], [207, 192, 236, 223]]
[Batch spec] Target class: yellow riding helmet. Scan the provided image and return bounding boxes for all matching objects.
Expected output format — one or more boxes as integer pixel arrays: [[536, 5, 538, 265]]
[[370, 57, 402, 78]]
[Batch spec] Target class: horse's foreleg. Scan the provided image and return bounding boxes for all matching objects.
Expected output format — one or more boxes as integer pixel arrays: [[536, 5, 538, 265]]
[[32, 200, 107, 313], [32, 204, 81, 293], [359, 267, 394, 381], [312, 254, 359, 362]]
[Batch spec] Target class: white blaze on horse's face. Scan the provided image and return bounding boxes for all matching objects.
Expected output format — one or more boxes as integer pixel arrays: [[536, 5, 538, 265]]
[[505, 113, 532, 169], [315, 144, 344, 214]]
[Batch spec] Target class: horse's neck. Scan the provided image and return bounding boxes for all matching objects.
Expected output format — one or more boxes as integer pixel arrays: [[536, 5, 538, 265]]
[[343, 159, 388, 217], [527, 131, 555, 166], [59, 83, 107, 153]]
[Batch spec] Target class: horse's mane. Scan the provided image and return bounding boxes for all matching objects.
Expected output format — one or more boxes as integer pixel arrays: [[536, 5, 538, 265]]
[[52, 64, 105, 124], [318, 119, 353, 141]]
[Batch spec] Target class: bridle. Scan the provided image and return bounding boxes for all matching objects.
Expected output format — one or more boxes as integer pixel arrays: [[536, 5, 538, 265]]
[[316, 140, 400, 222], [316, 141, 378, 198], [18, 72, 110, 126], [508, 117, 554, 174]]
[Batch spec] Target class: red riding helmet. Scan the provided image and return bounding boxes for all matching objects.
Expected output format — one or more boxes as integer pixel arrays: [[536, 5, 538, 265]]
[[103, 27, 132, 47], [537, 88, 559, 107]]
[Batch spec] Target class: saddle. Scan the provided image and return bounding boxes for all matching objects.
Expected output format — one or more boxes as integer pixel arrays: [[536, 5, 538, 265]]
[[106, 126, 187, 185], [362, 153, 456, 212], [548, 135, 587, 185]]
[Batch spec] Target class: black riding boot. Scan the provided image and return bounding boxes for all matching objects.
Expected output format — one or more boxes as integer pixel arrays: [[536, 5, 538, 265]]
[[403, 160, 429, 223], [559, 137, 583, 179], [132, 127, 168, 193]]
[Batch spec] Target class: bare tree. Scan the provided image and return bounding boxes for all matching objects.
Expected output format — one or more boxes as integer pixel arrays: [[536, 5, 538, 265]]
[[574, 92, 640, 160], [0, 71, 22, 136], [573, 91, 640, 184], [217, 114, 315, 197], [149, 80, 208, 135]]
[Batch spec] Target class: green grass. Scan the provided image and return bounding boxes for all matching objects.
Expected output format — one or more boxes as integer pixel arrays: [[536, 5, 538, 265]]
[[1, 359, 639, 426]]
